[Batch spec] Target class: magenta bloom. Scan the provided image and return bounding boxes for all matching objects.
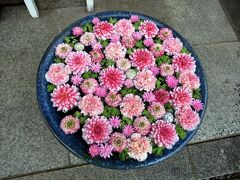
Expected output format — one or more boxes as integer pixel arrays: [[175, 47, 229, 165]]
[[123, 125, 134, 137], [162, 37, 183, 55], [158, 28, 173, 40], [139, 20, 159, 38], [93, 21, 114, 40], [160, 63, 174, 77], [150, 43, 164, 57], [154, 89, 170, 105], [130, 15, 139, 22], [175, 106, 200, 131], [92, 17, 100, 25], [110, 34, 120, 43], [88, 144, 100, 158], [148, 102, 166, 119], [149, 66, 160, 76], [173, 54, 196, 73], [99, 143, 113, 159], [171, 87, 192, 107], [124, 79, 134, 88], [121, 36, 135, 48], [90, 49, 104, 63], [179, 72, 200, 90], [71, 75, 83, 85], [82, 116, 112, 144], [55, 43, 72, 59], [80, 78, 99, 94], [150, 120, 179, 149], [60, 115, 80, 134], [72, 26, 83, 36], [143, 92, 156, 103], [133, 116, 151, 135], [91, 63, 101, 73], [105, 42, 126, 61], [105, 91, 122, 107], [130, 49, 155, 70], [94, 87, 107, 97], [109, 116, 121, 128], [51, 84, 80, 112], [132, 32, 142, 40], [109, 132, 127, 152], [192, 99, 203, 112], [134, 70, 157, 92], [100, 67, 125, 91], [114, 19, 135, 37], [66, 51, 91, 75], [143, 38, 154, 47], [92, 42, 103, 50], [166, 75, 178, 88]]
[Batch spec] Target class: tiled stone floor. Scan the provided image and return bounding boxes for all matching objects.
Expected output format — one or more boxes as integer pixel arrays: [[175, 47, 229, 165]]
[[0, 0, 239, 179]]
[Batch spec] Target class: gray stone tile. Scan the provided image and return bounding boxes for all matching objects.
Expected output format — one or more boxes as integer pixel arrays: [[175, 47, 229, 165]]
[[188, 136, 240, 179], [13, 149, 194, 180], [69, 152, 88, 165], [190, 42, 240, 143], [94, 0, 238, 45], [35, 0, 86, 10]]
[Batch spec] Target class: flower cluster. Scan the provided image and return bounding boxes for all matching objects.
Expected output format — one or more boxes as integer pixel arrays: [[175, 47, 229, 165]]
[[45, 15, 203, 162]]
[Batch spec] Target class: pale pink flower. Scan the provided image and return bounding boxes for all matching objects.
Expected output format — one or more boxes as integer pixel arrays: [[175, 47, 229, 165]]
[[90, 63, 101, 73], [160, 63, 174, 77], [89, 144, 100, 158], [105, 91, 122, 107], [162, 37, 183, 55], [133, 116, 151, 136], [166, 75, 178, 88], [123, 125, 134, 137], [179, 72, 200, 90], [94, 87, 107, 97], [124, 79, 134, 88], [172, 54, 196, 73], [55, 43, 72, 59], [92, 17, 100, 25], [143, 38, 154, 47], [143, 92, 156, 103], [121, 36, 135, 48], [148, 102, 166, 119], [171, 87, 192, 107], [90, 49, 104, 63], [105, 42, 127, 61], [80, 32, 96, 46], [72, 27, 83, 37], [114, 19, 135, 37], [116, 58, 131, 71], [60, 115, 80, 134], [71, 75, 83, 85], [130, 49, 155, 70], [158, 28, 173, 40], [92, 42, 103, 50], [139, 20, 159, 38], [110, 33, 120, 43], [109, 132, 127, 152], [154, 89, 170, 105], [94, 21, 114, 40], [109, 116, 121, 128], [130, 15, 139, 22], [134, 70, 157, 92], [132, 32, 142, 40], [150, 43, 164, 57], [192, 99, 203, 112], [80, 78, 99, 94], [99, 143, 113, 159]]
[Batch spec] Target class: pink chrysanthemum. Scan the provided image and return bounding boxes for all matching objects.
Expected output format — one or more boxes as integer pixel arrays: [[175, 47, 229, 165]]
[[150, 120, 179, 149], [105, 91, 122, 107], [179, 72, 200, 90], [80, 78, 98, 94], [134, 70, 157, 92], [154, 89, 170, 105], [127, 133, 152, 162], [116, 58, 131, 71], [93, 21, 114, 40], [100, 67, 125, 91], [110, 34, 120, 43], [66, 51, 91, 75], [130, 49, 155, 70], [105, 42, 127, 61], [90, 49, 104, 63], [92, 17, 100, 25], [121, 36, 135, 48], [78, 94, 104, 116], [148, 102, 166, 119], [88, 144, 100, 158], [150, 43, 164, 57], [94, 87, 107, 97], [82, 116, 112, 144], [60, 115, 80, 134], [124, 79, 134, 88], [120, 94, 145, 119], [123, 125, 134, 137], [71, 75, 83, 85], [72, 26, 83, 37], [139, 20, 159, 38], [114, 19, 135, 37], [90, 63, 101, 73], [171, 87, 192, 107], [99, 143, 113, 159], [160, 63, 174, 77], [132, 32, 142, 40], [80, 32, 96, 46], [166, 75, 178, 88], [192, 99, 203, 112], [109, 132, 127, 152], [172, 54, 196, 73], [133, 116, 151, 135], [109, 116, 121, 128], [143, 38, 154, 47], [92, 42, 103, 50], [55, 43, 72, 59], [149, 66, 160, 76], [162, 37, 183, 55], [45, 63, 71, 86], [175, 106, 200, 131], [51, 84, 80, 112], [130, 15, 139, 22], [158, 28, 173, 40], [143, 92, 156, 103]]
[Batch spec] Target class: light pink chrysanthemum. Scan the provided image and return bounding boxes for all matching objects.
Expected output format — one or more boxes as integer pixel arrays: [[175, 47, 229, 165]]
[[80, 78, 99, 94], [124, 79, 134, 88], [150, 43, 164, 57], [175, 106, 200, 131], [179, 72, 200, 90], [92, 42, 103, 50], [88, 144, 100, 158], [148, 102, 166, 119], [93, 21, 114, 40], [110, 33, 120, 43], [133, 116, 151, 135], [82, 116, 112, 144], [114, 19, 135, 37], [109, 116, 121, 128], [90, 49, 104, 63], [105, 91, 122, 107], [150, 120, 179, 149], [143, 38, 154, 47], [55, 43, 72, 59], [100, 67, 125, 91], [143, 92, 156, 103], [149, 66, 160, 76], [158, 28, 173, 40], [130, 49, 155, 70], [162, 37, 183, 55], [72, 27, 83, 37], [51, 84, 80, 112], [192, 99, 203, 112], [66, 51, 91, 75], [154, 89, 170, 105], [92, 17, 100, 25], [121, 36, 135, 48], [80, 32, 96, 46], [139, 20, 159, 38], [105, 42, 127, 61], [166, 75, 178, 88], [94, 87, 107, 97], [171, 87, 192, 107], [71, 75, 83, 85], [172, 54, 196, 73], [90, 63, 101, 73], [123, 125, 134, 137], [127, 133, 152, 162], [78, 94, 104, 116], [134, 70, 157, 91], [132, 32, 142, 40], [160, 63, 174, 77], [60, 115, 80, 134], [116, 58, 131, 71], [109, 132, 127, 152], [120, 94, 145, 119], [99, 143, 113, 159], [45, 63, 71, 86], [130, 15, 139, 22]]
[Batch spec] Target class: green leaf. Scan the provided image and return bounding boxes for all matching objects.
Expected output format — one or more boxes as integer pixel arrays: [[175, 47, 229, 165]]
[[133, 21, 141, 30], [82, 73, 90, 79], [53, 58, 64, 63], [127, 48, 133, 55], [152, 146, 164, 156], [156, 80, 161, 89], [175, 72, 180, 78], [47, 84, 56, 92], [108, 17, 118, 24], [82, 25, 88, 32], [86, 22, 93, 32], [122, 117, 133, 125], [120, 89, 128, 97], [176, 125, 187, 140], [135, 40, 144, 48], [73, 111, 81, 118], [164, 102, 174, 113], [148, 115, 156, 123], [105, 59, 115, 67], [193, 88, 201, 99], [181, 47, 190, 54], [80, 116, 88, 125], [90, 73, 98, 78], [100, 40, 109, 48], [118, 149, 129, 161], [154, 37, 162, 44], [142, 109, 151, 116]]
